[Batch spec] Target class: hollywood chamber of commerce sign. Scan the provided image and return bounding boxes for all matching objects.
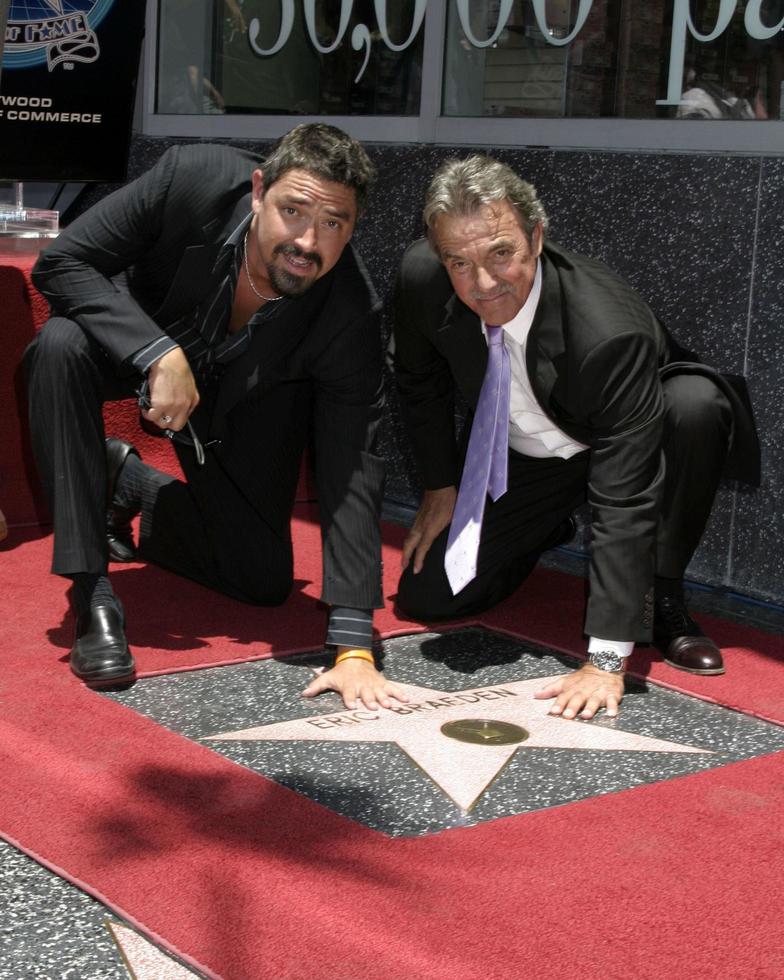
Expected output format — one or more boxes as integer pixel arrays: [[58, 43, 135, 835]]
[[246, 0, 784, 107], [0, 1, 145, 180]]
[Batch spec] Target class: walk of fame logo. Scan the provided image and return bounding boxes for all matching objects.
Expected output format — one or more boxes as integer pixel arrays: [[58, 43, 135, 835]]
[[4, 0, 114, 72], [206, 676, 712, 813]]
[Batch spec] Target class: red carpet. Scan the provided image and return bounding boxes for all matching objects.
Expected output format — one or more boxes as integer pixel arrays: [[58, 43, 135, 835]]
[[1, 705, 782, 980], [0, 255, 50, 527], [1, 512, 784, 978]]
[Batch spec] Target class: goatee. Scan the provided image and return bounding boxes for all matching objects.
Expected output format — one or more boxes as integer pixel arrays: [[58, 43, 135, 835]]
[[266, 244, 322, 297]]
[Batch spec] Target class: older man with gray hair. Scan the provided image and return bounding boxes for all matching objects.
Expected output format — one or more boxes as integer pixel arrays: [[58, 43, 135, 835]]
[[391, 154, 759, 720]]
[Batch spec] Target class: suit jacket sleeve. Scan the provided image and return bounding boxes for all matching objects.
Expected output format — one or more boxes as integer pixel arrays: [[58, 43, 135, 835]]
[[578, 329, 665, 642], [31, 147, 185, 369], [392, 241, 460, 489], [311, 299, 385, 610], [31, 144, 256, 370]]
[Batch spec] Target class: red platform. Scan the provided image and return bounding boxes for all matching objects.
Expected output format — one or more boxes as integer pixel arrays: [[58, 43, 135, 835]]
[[1, 246, 52, 526]]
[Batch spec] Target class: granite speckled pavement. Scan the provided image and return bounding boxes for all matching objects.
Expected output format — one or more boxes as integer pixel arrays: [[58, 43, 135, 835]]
[[106, 627, 784, 837]]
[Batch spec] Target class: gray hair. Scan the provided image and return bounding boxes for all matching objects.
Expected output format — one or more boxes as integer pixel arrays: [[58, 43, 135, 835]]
[[423, 155, 549, 252]]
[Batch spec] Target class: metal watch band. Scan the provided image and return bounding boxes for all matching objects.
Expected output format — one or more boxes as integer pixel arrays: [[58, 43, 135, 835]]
[[588, 649, 627, 673]]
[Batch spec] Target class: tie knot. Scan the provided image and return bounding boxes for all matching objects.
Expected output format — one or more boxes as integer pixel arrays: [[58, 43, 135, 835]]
[[486, 325, 503, 346]]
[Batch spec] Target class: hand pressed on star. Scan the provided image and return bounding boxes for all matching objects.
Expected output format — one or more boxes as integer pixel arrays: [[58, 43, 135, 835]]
[[534, 664, 625, 720], [302, 658, 410, 712], [212, 675, 705, 814]]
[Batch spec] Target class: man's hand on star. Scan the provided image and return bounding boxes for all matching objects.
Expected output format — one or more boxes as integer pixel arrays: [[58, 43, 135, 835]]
[[534, 664, 625, 720], [302, 658, 410, 712]]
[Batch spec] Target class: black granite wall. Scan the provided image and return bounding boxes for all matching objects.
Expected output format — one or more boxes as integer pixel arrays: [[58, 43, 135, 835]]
[[70, 137, 784, 605]]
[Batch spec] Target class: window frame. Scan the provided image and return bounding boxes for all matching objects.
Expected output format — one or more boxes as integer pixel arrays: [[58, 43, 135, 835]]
[[140, 0, 784, 154]]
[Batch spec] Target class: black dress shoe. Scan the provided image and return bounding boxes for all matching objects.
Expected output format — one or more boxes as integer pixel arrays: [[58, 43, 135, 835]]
[[70, 601, 136, 688], [106, 438, 140, 563], [654, 595, 725, 675], [543, 516, 577, 551]]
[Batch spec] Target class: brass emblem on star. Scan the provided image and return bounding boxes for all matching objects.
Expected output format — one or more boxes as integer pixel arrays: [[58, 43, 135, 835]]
[[441, 719, 529, 745]]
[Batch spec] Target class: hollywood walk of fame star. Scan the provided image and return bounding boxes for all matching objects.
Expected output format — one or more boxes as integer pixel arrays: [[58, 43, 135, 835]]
[[106, 921, 198, 980], [205, 676, 712, 812]]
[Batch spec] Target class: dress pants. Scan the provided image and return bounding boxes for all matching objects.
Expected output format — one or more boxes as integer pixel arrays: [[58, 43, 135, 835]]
[[24, 316, 309, 605], [396, 373, 733, 621]]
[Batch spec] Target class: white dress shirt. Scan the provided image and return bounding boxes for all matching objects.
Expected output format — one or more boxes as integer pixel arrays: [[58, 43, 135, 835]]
[[481, 261, 588, 460]]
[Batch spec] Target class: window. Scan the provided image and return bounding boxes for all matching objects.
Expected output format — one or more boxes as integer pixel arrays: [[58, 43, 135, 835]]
[[156, 0, 425, 117], [146, 1, 784, 151], [443, 1, 784, 121]]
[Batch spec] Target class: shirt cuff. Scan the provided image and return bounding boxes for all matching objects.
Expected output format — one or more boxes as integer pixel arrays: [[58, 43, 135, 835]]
[[588, 637, 634, 659], [131, 336, 181, 375], [326, 607, 373, 650]]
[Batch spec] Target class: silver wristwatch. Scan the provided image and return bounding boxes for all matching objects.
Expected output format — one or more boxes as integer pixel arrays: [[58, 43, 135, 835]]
[[588, 649, 627, 673]]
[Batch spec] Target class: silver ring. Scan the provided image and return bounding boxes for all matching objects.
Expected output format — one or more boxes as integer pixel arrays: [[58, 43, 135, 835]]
[[160, 415, 173, 425]]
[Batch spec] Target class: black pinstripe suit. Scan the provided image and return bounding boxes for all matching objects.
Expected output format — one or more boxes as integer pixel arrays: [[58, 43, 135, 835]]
[[24, 144, 384, 611]]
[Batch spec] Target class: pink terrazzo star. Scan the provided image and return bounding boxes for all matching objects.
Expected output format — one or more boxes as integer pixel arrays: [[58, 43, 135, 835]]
[[106, 921, 198, 979], [206, 677, 711, 812]]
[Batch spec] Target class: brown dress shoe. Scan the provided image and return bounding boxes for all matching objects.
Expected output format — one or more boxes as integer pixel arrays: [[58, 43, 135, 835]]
[[654, 596, 725, 675]]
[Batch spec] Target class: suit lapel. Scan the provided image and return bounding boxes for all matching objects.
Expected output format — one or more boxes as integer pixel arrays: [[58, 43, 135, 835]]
[[526, 252, 565, 415], [152, 194, 252, 326], [439, 294, 489, 408], [211, 274, 329, 425], [152, 244, 223, 325], [248, 284, 323, 368], [202, 191, 251, 247]]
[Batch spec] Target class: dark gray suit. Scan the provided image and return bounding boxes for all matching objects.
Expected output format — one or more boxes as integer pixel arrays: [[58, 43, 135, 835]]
[[25, 144, 384, 611], [394, 238, 759, 641]]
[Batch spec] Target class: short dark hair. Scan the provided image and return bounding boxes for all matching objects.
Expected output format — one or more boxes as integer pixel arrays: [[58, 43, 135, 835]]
[[261, 123, 376, 213]]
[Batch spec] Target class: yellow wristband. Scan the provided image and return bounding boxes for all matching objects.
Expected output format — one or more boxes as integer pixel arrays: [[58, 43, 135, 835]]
[[334, 648, 375, 667]]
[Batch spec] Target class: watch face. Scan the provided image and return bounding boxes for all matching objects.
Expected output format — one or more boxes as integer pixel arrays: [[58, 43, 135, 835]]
[[590, 650, 624, 672]]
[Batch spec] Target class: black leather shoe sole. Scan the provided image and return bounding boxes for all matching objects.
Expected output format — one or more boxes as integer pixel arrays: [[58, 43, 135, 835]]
[[71, 663, 138, 690], [663, 659, 725, 676], [71, 652, 136, 688]]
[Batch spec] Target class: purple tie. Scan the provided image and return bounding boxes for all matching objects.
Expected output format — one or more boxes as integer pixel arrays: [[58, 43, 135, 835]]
[[445, 325, 511, 594]]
